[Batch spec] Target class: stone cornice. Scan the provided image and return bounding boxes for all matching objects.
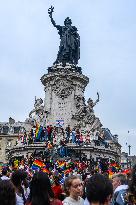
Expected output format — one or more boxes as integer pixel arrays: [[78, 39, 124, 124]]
[[41, 69, 89, 88], [6, 142, 120, 158]]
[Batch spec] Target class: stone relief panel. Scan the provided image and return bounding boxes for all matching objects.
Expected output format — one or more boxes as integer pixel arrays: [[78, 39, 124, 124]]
[[52, 79, 74, 99]]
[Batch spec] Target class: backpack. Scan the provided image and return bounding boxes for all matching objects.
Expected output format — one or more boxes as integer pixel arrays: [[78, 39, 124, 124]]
[[112, 189, 128, 205]]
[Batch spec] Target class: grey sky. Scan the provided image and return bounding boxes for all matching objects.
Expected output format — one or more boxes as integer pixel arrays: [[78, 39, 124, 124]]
[[0, 0, 136, 155]]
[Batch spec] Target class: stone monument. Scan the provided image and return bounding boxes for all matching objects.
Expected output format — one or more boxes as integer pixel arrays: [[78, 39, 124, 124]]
[[3, 7, 121, 163], [39, 6, 102, 132]]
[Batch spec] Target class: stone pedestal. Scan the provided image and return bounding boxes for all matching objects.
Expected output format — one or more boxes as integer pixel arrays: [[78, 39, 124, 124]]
[[41, 64, 89, 128]]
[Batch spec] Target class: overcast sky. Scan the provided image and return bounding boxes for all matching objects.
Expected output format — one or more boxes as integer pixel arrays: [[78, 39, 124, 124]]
[[0, 0, 136, 155]]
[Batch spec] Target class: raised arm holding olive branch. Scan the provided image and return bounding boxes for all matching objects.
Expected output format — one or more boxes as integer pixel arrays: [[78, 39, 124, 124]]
[[48, 6, 58, 28]]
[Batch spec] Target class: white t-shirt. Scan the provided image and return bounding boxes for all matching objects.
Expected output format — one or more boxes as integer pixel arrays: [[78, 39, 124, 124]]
[[84, 198, 90, 205], [16, 193, 24, 205], [63, 196, 84, 205], [24, 187, 30, 200], [1, 175, 10, 180]]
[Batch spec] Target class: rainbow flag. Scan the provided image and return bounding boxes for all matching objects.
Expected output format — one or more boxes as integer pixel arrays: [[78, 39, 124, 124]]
[[35, 123, 40, 139], [35, 123, 39, 135], [31, 159, 45, 170], [35, 124, 43, 140], [42, 167, 50, 174], [58, 162, 65, 170]]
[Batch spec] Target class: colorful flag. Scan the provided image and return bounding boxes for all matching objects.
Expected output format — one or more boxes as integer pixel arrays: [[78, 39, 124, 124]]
[[32, 159, 45, 170], [35, 123, 40, 138], [42, 167, 50, 174]]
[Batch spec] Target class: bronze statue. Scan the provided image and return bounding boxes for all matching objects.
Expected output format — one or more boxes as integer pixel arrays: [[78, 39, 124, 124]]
[[48, 6, 80, 65]]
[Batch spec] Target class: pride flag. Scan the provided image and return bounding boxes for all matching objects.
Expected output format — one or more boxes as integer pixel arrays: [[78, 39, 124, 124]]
[[31, 159, 45, 170], [35, 123, 40, 138], [35, 124, 43, 140], [58, 162, 65, 170], [42, 167, 50, 174]]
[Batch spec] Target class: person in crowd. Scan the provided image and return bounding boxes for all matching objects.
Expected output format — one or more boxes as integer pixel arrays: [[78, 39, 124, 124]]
[[85, 173, 113, 205], [47, 125, 53, 142], [52, 176, 63, 199], [1, 168, 10, 180], [0, 180, 16, 205], [11, 170, 29, 205], [63, 175, 84, 205], [111, 173, 128, 205], [65, 125, 71, 143], [26, 171, 62, 205], [112, 173, 128, 192], [125, 164, 136, 204], [72, 128, 76, 143], [76, 129, 80, 145]]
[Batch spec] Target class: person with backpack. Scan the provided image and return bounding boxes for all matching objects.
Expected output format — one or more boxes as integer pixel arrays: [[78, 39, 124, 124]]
[[111, 173, 128, 205]]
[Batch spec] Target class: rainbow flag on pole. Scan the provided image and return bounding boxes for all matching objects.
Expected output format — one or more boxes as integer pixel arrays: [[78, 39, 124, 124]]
[[35, 123, 40, 138]]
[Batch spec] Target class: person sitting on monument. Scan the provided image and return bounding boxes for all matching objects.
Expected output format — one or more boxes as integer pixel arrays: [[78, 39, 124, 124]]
[[85, 131, 90, 144], [44, 126, 49, 141], [79, 134, 84, 145], [47, 125, 53, 142], [65, 125, 71, 143], [76, 128, 80, 145], [72, 128, 76, 143]]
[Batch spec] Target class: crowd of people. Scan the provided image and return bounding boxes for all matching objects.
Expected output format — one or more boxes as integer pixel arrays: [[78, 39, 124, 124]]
[[0, 164, 136, 205], [17, 124, 109, 149], [2, 122, 132, 205]]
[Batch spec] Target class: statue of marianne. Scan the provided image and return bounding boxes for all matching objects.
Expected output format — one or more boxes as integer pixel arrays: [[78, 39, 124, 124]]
[[48, 6, 80, 65]]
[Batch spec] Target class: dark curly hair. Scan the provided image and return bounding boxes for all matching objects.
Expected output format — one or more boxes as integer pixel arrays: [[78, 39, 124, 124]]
[[0, 180, 16, 205], [86, 174, 113, 204]]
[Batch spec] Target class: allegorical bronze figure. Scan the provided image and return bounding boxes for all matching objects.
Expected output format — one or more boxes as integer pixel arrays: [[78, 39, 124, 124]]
[[48, 6, 80, 65]]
